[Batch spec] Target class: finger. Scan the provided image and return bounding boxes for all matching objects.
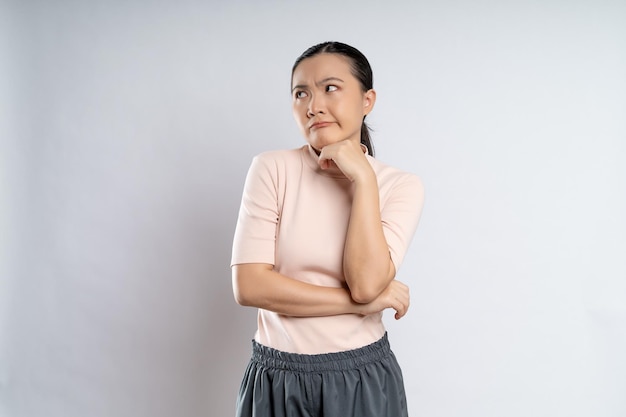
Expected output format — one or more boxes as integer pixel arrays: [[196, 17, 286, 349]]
[[393, 298, 407, 320], [390, 284, 409, 305]]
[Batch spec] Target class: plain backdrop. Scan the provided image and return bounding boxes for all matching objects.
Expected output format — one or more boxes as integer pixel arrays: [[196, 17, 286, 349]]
[[1, 0, 625, 416]]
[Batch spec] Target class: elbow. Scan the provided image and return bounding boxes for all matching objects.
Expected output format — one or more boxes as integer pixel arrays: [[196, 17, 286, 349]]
[[345, 259, 395, 304], [233, 286, 250, 306], [349, 285, 381, 304], [232, 264, 271, 307], [233, 278, 257, 307], [346, 268, 393, 304], [232, 269, 253, 307]]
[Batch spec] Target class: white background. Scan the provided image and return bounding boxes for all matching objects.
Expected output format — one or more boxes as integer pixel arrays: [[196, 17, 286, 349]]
[[1, 1, 625, 416]]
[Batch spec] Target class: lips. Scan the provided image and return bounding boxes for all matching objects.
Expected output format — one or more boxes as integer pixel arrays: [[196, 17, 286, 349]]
[[309, 121, 334, 129]]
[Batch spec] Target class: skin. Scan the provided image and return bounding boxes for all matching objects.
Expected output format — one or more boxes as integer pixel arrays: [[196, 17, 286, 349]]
[[232, 53, 410, 319]]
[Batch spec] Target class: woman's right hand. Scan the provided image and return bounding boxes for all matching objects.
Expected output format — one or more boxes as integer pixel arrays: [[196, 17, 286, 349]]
[[358, 280, 410, 320]]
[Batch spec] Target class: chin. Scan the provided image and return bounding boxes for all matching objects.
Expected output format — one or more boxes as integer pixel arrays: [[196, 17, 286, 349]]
[[307, 136, 340, 150]]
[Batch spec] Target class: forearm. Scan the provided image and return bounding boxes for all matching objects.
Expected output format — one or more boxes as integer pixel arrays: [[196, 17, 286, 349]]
[[232, 264, 362, 317], [343, 171, 395, 303]]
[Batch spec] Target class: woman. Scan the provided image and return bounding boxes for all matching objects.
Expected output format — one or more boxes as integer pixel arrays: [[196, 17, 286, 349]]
[[231, 41, 425, 417]]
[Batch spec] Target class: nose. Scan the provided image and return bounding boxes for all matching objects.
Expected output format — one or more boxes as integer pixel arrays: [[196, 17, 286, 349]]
[[306, 93, 325, 117]]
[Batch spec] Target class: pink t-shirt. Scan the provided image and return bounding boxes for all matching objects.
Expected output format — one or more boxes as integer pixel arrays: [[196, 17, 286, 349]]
[[231, 144, 424, 354]]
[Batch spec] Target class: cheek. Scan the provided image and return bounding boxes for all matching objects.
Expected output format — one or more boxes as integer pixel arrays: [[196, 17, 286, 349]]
[[335, 97, 362, 118], [293, 111, 310, 133], [338, 102, 364, 126], [292, 106, 305, 124]]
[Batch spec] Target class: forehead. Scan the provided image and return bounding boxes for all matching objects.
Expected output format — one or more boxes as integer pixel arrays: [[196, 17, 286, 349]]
[[292, 53, 354, 84]]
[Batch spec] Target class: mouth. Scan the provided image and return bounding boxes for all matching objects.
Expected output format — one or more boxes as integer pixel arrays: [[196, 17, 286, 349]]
[[310, 121, 334, 130]]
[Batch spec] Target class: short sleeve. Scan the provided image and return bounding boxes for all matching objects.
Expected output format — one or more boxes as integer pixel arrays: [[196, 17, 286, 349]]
[[381, 174, 425, 271], [230, 154, 280, 266]]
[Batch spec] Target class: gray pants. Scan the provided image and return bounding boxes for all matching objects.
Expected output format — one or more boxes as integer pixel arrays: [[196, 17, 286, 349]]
[[236, 333, 408, 417]]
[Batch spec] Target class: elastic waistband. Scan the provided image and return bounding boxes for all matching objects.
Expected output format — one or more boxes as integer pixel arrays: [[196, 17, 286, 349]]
[[251, 333, 392, 372]]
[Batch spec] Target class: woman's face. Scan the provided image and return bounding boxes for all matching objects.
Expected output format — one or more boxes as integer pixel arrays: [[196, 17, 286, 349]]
[[291, 53, 375, 151]]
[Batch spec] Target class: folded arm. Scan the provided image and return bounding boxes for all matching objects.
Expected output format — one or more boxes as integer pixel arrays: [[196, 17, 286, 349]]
[[232, 263, 409, 319]]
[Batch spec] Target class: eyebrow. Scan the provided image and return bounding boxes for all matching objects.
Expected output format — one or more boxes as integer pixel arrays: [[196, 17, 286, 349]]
[[291, 77, 345, 92]]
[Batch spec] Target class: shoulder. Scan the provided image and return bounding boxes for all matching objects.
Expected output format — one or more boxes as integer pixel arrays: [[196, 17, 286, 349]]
[[247, 147, 304, 174], [249, 147, 304, 170], [368, 156, 424, 194]]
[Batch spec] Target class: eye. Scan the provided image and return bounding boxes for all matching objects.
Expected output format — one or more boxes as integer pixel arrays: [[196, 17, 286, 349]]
[[294, 90, 308, 99], [326, 85, 338, 92]]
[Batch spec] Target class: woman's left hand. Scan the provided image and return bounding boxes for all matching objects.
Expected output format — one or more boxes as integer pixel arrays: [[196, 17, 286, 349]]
[[317, 140, 374, 183]]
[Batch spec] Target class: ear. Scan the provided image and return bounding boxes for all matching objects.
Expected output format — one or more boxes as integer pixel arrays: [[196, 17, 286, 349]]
[[362, 89, 376, 116]]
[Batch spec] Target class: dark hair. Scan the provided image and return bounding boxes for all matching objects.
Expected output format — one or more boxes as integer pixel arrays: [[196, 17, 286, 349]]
[[292, 41, 375, 157]]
